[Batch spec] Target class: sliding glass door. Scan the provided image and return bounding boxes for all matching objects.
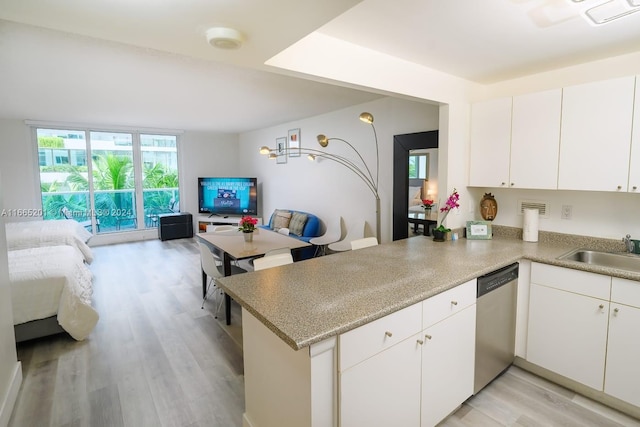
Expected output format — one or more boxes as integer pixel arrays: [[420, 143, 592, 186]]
[[36, 127, 179, 234]]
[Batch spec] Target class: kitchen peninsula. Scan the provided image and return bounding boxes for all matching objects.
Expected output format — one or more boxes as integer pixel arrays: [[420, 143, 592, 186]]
[[217, 232, 640, 427]]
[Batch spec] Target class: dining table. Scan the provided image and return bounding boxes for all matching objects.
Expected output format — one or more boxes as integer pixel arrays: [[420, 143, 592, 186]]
[[197, 227, 312, 325], [408, 210, 438, 236]]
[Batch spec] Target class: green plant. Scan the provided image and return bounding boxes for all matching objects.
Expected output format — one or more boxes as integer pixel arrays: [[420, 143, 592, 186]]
[[435, 188, 460, 232], [37, 136, 64, 148]]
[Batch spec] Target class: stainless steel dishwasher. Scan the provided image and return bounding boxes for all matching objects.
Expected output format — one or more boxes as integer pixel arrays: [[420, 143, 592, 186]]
[[474, 262, 519, 394]]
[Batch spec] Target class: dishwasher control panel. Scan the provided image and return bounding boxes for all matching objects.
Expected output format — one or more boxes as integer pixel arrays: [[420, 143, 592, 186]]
[[477, 263, 519, 298]]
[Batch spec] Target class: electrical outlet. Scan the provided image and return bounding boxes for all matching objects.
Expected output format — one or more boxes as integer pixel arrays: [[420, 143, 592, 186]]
[[561, 205, 572, 220]]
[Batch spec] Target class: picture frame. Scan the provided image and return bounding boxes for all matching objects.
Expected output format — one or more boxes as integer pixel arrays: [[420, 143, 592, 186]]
[[276, 137, 287, 164], [466, 221, 493, 240], [288, 128, 300, 157]]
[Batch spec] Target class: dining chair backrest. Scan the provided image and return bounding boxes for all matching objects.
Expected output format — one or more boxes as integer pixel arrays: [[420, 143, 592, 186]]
[[350, 237, 379, 250], [207, 224, 236, 233], [277, 227, 290, 235], [309, 215, 342, 246], [198, 242, 223, 278], [328, 219, 366, 252], [253, 252, 294, 271]]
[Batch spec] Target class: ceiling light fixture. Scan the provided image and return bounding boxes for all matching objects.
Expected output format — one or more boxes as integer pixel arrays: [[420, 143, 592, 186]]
[[569, 0, 640, 25], [206, 27, 244, 50]]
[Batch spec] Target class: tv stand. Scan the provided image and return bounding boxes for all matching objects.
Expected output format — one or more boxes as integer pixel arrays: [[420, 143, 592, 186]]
[[197, 214, 262, 233]]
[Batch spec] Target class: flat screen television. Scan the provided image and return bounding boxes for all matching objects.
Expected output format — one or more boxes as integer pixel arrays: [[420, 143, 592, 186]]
[[198, 177, 258, 217]]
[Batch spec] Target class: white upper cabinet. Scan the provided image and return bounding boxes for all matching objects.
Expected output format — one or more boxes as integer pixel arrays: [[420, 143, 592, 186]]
[[558, 76, 636, 192], [469, 97, 512, 187], [627, 76, 640, 193], [469, 89, 562, 190], [510, 89, 562, 189]]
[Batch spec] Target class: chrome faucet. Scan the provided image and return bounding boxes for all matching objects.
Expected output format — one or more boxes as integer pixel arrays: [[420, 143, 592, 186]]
[[623, 234, 635, 253]]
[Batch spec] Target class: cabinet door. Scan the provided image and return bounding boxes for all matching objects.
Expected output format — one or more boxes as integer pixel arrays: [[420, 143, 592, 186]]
[[527, 284, 608, 390], [469, 97, 512, 187], [340, 334, 422, 427], [421, 305, 476, 427], [510, 89, 561, 189], [627, 76, 640, 192], [604, 303, 640, 407], [558, 76, 635, 192]]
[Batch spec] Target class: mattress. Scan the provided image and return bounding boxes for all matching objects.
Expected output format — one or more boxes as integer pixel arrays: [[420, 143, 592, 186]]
[[9, 245, 99, 341], [5, 219, 94, 263]]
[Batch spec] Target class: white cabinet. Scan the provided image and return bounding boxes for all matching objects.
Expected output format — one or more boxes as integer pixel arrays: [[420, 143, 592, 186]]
[[421, 279, 476, 427], [339, 280, 476, 427], [527, 263, 611, 390], [469, 89, 562, 190], [510, 89, 562, 189], [604, 278, 640, 407], [558, 76, 636, 192], [469, 97, 512, 187], [421, 304, 475, 427], [340, 333, 422, 427], [197, 215, 262, 232], [339, 302, 422, 427], [627, 76, 640, 192], [527, 263, 640, 409]]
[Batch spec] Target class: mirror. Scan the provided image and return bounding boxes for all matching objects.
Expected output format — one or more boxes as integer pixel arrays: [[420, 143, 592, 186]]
[[392, 131, 439, 241]]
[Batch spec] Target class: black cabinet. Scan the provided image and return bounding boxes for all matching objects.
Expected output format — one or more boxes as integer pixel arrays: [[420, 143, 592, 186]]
[[158, 212, 193, 241]]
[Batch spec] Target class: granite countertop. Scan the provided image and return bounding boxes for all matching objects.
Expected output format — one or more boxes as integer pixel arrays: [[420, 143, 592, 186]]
[[217, 231, 640, 351]]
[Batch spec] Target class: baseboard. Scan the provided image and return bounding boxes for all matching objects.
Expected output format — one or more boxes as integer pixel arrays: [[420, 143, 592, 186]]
[[0, 361, 22, 427]]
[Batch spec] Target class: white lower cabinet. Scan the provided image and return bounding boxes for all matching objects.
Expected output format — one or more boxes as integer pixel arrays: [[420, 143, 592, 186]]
[[421, 304, 476, 427], [527, 282, 609, 390], [339, 280, 476, 427], [340, 333, 422, 427], [604, 278, 640, 407], [527, 263, 640, 410]]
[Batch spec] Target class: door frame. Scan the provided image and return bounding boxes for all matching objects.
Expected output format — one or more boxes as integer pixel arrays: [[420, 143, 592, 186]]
[[392, 130, 439, 241]]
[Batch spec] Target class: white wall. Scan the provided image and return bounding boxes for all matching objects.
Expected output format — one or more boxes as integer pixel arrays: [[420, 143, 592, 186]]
[[0, 171, 22, 427], [239, 97, 439, 243], [179, 131, 240, 220], [0, 120, 39, 216]]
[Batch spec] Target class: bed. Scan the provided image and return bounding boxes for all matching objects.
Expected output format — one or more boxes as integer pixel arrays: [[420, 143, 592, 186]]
[[5, 219, 94, 264], [9, 245, 98, 342]]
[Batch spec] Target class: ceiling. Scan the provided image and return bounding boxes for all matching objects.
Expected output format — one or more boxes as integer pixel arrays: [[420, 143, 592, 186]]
[[1, 0, 639, 133]]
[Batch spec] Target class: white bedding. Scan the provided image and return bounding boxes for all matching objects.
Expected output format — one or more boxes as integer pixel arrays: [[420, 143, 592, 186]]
[[9, 245, 99, 341], [5, 219, 94, 263]]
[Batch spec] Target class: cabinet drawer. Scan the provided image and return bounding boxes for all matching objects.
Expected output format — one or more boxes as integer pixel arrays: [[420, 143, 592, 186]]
[[611, 277, 640, 308], [423, 279, 476, 329], [531, 262, 610, 300], [339, 302, 422, 372]]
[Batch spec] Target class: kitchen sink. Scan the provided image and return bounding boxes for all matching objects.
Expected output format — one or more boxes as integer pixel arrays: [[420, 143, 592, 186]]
[[557, 248, 640, 273]]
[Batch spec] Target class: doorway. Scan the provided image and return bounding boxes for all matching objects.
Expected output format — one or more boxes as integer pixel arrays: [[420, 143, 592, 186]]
[[392, 131, 439, 241]]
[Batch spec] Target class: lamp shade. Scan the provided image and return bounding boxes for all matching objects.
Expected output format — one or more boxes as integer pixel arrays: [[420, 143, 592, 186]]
[[317, 134, 328, 147], [359, 112, 374, 124]]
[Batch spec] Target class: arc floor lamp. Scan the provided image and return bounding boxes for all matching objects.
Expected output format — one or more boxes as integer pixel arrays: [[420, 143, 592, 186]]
[[260, 112, 380, 242]]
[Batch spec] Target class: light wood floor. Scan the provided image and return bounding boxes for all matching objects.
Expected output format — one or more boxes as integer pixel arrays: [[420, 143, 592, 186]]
[[8, 238, 640, 427]]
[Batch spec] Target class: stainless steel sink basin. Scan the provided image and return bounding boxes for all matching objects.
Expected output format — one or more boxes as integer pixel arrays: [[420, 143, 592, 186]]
[[558, 248, 640, 273]]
